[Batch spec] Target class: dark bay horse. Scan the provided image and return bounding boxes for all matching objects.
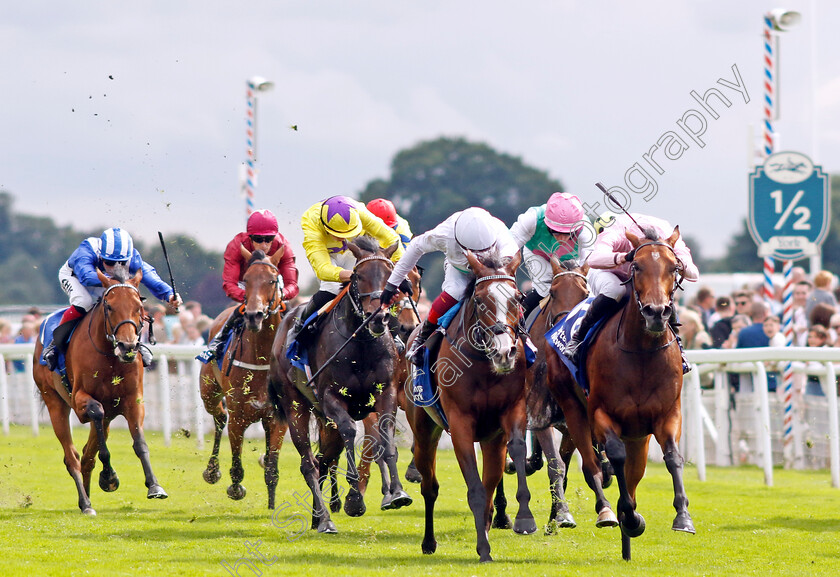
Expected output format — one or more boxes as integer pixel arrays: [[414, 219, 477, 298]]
[[33, 268, 167, 515], [407, 250, 536, 563], [561, 226, 695, 560], [200, 248, 289, 509], [269, 236, 408, 533], [497, 257, 618, 532]]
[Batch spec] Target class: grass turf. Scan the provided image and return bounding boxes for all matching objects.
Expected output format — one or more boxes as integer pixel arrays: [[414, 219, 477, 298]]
[[1, 424, 839, 576]]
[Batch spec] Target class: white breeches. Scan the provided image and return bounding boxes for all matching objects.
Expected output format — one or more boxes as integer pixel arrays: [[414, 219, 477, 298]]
[[588, 269, 625, 301], [319, 251, 357, 295], [59, 262, 102, 311]]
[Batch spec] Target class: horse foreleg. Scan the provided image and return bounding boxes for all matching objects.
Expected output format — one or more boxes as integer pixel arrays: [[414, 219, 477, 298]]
[[491, 476, 511, 529], [200, 369, 226, 484], [452, 425, 493, 562], [81, 396, 121, 494], [409, 406, 442, 555], [226, 417, 247, 500], [504, 425, 537, 536], [656, 430, 695, 534], [602, 430, 645, 561], [328, 402, 366, 518], [357, 415, 376, 497], [480, 435, 510, 535], [537, 428, 575, 531], [371, 406, 412, 511], [262, 415, 286, 510], [124, 402, 168, 500], [43, 388, 93, 515]]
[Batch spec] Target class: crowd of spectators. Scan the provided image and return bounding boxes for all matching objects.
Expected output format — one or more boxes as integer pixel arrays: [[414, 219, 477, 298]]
[[684, 267, 840, 397]]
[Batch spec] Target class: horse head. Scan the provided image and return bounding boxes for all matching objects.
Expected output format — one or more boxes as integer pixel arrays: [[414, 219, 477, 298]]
[[547, 257, 589, 327], [394, 266, 422, 341], [625, 225, 682, 335], [346, 236, 399, 338], [239, 245, 285, 331], [96, 267, 145, 364], [464, 249, 523, 375]]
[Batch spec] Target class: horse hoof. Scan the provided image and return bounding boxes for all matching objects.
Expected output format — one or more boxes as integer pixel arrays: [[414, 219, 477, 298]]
[[404, 465, 422, 484], [620, 513, 646, 538], [258, 454, 266, 469], [380, 493, 395, 510], [421, 539, 437, 555], [504, 457, 515, 475], [525, 456, 544, 476], [388, 490, 412, 510], [344, 493, 366, 517], [491, 514, 512, 530], [147, 485, 168, 499], [99, 472, 119, 493], [672, 513, 696, 534], [202, 467, 222, 484], [227, 484, 247, 500], [513, 516, 537, 535], [82, 507, 97, 516], [480, 553, 494, 563], [596, 507, 618, 528], [317, 519, 337, 534], [555, 512, 576, 528]]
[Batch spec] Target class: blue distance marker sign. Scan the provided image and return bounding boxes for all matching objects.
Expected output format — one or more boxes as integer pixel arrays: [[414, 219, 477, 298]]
[[748, 151, 830, 261]]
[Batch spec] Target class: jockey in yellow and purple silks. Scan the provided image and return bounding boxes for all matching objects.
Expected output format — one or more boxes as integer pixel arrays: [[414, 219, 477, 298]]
[[288, 195, 404, 344], [366, 198, 413, 249], [509, 192, 596, 320]]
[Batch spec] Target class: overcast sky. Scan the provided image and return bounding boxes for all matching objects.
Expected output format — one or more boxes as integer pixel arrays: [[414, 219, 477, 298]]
[[2, 1, 838, 287]]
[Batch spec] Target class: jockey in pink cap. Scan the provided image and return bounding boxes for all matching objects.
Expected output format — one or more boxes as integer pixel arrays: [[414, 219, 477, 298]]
[[510, 192, 596, 320]]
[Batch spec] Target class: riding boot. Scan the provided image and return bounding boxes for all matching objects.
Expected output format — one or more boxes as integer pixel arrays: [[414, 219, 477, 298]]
[[138, 343, 154, 368], [43, 306, 85, 371], [408, 320, 439, 367], [669, 309, 690, 375], [206, 306, 244, 360], [287, 290, 334, 347], [520, 288, 543, 324], [563, 294, 623, 363]]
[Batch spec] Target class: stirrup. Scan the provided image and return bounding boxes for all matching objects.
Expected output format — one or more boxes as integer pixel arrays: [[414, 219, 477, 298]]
[[408, 342, 426, 367], [563, 338, 581, 361], [138, 344, 154, 368]]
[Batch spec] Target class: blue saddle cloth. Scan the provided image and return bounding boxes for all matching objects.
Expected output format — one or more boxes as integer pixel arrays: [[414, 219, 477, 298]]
[[37, 308, 74, 378], [285, 311, 320, 372], [545, 296, 622, 395]]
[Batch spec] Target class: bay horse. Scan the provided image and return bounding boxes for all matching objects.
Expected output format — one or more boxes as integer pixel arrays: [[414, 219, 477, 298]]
[[200, 248, 288, 509], [33, 268, 167, 515], [496, 257, 618, 532], [407, 250, 535, 563], [558, 226, 695, 561], [268, 236, 409, 533]]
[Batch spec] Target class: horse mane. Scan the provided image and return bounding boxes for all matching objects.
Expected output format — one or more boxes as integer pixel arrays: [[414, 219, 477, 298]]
[[351, 235, 379, 254], [248, 250, 267, 265], [110, 265, 129, 282]]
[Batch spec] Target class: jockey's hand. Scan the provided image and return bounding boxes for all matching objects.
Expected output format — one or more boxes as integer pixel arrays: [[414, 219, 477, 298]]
[[614, 252, 629, 266], [338, 269, 353, 283], [169, 293, 183, 311], [398, 278, 414, 297], [379, 283, 400, 310]]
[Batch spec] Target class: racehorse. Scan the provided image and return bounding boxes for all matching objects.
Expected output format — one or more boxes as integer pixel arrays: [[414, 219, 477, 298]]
[[407, 250, 536, 563], [200, 248, 288, 509], [268, 236, 409, 533], [33, 268, 167, 515], [557, 226, 695, 561], [496, 257, 618, 532]]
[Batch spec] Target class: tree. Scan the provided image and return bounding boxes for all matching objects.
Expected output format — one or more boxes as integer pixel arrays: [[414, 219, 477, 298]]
[[358, 137, 565, 296]]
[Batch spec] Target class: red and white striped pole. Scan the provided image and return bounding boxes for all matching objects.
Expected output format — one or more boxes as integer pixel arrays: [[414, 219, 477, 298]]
[[242, 76, 274, 219], [761, 14, 776, 307]]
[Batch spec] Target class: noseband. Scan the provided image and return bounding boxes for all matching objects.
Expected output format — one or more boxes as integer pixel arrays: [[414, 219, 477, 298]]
[[348, 255, 394, 318]]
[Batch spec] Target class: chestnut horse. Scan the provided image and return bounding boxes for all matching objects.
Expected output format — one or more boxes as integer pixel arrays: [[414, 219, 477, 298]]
[[33, 268, 167, 515], [407, 250, 535, 563], [269, 236, 408, 533], [556, 226, 695, 561], [200, 248, 288, 509]]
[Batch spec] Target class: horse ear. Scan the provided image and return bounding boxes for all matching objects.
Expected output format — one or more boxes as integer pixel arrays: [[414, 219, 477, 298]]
[[131, 268, 143, 286], [667, 225, 680, 247], [581, 262, 590, 276], [464, 250, 485, 274], [383, 241, 400, 259], [504, 251, 522, 276], [270, 244, 285, 266], [96, 269, 112, 287], [239, 243, 252, 262], [625, 229, 642, 247], [549, 255, 563, 276], [346, 242, 364, 260]]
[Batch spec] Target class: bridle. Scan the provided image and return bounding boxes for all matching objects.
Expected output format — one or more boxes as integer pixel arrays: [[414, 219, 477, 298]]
[[243, 260, 285, 317], [91, 282, 144, 357], [464, 273, 521, 355], [616, 240, 684, 353], [347, 255, 393, 319], [546, 270, 589, 328]]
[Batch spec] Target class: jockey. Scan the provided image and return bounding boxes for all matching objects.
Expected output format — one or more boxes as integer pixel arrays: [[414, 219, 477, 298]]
[[509, 192, 596, 320], [379, 207, 520, 366], [204, 209, 300, 360], [366, 198, 413, 248], [42, 227, 182, 370], [288, 195, 404, 345], [563, 212, 700, 367]]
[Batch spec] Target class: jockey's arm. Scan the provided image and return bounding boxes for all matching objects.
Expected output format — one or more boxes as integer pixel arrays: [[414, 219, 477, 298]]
[[509, 208, 537, 249], [275, 240, 300, 300], [221, 238, 247, 302]]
